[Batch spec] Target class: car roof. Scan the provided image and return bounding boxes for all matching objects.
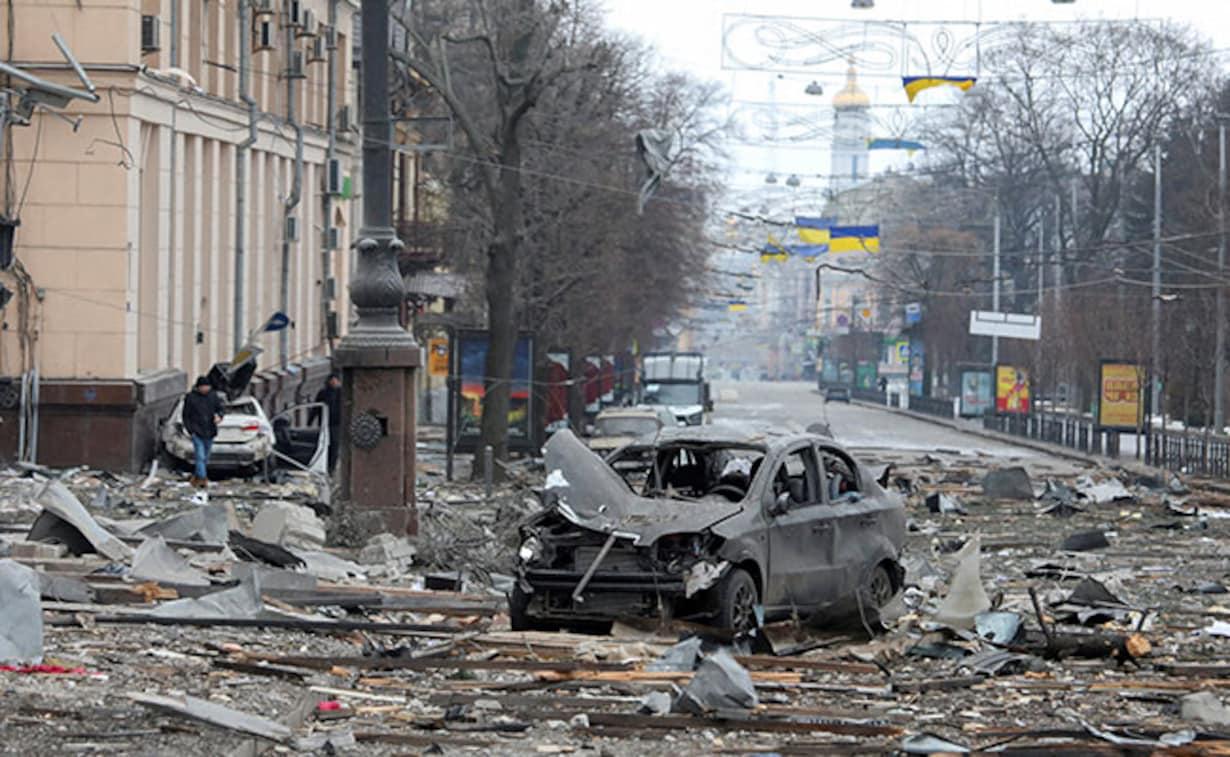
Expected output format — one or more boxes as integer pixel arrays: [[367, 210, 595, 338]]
[[650, 423, 837, 453], [596, 407, 663, 419]]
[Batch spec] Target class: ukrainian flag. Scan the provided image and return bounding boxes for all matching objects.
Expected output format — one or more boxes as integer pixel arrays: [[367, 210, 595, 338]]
[[728, 300, 748, 312], [902, 76, 976, 103], [868, 138, 926, 152], [760, 235, 790, 263], [789, 244, 827, 263], [829, 225, 880, 253], [794, 216, 833, 246]]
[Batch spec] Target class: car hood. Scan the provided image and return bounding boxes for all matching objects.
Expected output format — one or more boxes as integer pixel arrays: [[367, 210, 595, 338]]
[[543, 430, 742, 545], [668, 404, 704, 418]]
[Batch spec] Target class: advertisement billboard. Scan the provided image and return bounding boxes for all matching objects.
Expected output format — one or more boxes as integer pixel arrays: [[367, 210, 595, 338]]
[[427, 338, 450, 377], [908, 342, 924, 396], [545, 352, 570, 431], [455, 331, 535, 451], [959, 369, 994, 418], [1097, 361, 1143, 430], [995, 365, 1031, 415]]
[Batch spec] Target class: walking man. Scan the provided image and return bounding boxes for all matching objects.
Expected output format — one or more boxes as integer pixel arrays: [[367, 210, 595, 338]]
[[314, 372, 342, 472], [183, 375, 225, 487]]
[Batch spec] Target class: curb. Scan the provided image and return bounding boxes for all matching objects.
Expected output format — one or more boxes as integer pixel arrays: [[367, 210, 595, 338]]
[[847, 399, 1109, 467]]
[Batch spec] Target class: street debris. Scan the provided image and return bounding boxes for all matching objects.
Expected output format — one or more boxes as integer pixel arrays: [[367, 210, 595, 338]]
[[0, 559, 42, 663], [981, 466, 1034, 499], [130, 535, 213, 587], [674, 647, 759, 714], [932, 535, 990, 628], [1, 436, 1230, 754]]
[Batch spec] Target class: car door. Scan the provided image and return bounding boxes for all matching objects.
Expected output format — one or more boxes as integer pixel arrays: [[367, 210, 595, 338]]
[[818, 444, 879, 599], [763, 443, 833, 613]]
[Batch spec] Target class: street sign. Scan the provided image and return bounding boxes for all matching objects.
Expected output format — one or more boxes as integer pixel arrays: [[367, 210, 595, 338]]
[[969, 311, 1041, 340]]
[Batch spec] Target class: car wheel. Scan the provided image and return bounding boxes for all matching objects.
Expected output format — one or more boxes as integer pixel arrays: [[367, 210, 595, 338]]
[[867, 563, 895, 608], [508, 584, 558, 632], [714, 568, 759, 633]]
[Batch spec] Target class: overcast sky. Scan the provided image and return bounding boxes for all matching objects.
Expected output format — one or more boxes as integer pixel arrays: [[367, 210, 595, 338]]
[[603, 1, 1230, 204]]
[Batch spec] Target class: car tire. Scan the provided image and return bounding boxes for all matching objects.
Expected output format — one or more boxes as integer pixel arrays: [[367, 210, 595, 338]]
[[508, 584, 559, 632], [713, 567, 759, 633], [866, 562, 896, 608]]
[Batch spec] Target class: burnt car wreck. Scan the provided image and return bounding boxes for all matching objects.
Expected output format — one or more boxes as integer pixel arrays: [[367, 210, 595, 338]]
[[511, 427, 907, 633]]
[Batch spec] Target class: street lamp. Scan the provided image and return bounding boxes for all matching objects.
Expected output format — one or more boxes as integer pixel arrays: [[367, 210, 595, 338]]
[[805, 80, 824, 96], [785, 174, 801, 187], [334, 0, 423, 538], [765, 173, 779, 184]]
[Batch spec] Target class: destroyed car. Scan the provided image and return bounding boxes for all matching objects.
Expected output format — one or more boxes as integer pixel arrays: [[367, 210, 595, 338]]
[[162, 394, 274, 475], [588, 406, 676, 455], [511, 426, 906, 633], [161, 358, 328, 478]]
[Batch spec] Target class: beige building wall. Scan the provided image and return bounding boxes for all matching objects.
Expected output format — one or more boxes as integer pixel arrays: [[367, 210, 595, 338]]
[[0, 0, 361, 381]]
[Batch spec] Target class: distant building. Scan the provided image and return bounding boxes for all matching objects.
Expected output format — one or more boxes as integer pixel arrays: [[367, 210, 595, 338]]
[[0, 0, 392, 470], [829, 63, 870, 193]]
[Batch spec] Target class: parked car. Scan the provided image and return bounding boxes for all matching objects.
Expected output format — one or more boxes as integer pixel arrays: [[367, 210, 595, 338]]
[[587, 406, 676, 455], [824, 385, 851, 403], [161, 359, 329, 478], [510, 426, 906, 633], [162, 394, 275, 476]]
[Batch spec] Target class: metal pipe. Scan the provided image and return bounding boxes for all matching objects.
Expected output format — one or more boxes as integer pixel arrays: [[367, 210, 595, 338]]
[[571, 532, 618, 605], [1216, 123, 1226, 431], [235, 0, 258, 355], [169, 0, 179, 68], [991, 201, 1001, 367], [1152, 143, 1163, 427], [29, 367, 38, 463], [322, 0, 338, 349], [281, 17, 304, 369]]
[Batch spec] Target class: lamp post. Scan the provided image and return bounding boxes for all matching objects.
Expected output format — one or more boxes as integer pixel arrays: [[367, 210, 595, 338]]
[[335, 0, 422, 537]]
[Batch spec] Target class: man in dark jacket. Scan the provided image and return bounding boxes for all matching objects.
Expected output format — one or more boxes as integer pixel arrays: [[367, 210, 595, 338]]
[[183, 375, 225, 487], [314, 373, 342, 472]]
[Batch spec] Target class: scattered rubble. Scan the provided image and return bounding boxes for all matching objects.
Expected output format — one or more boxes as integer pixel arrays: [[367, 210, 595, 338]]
[[1, 443, 1230, 754]]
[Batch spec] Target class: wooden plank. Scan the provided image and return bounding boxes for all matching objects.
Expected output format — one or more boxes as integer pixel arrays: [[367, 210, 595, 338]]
[[241, 653, 634, 673]]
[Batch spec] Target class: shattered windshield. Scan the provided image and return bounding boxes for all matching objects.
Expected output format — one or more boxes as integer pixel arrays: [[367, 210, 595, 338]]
[[643, 383, 702, 406]]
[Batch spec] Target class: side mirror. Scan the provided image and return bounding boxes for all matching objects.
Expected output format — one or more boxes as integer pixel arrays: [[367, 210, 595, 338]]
[[769, 491, 790, 516]]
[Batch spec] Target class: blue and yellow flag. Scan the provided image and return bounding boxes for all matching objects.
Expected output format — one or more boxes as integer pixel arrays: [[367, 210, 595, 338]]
[[868, 138, 926, 153], [902, 76, 976, 103], [794, 216, 833, 246], [760, 235, 790, 263], [789, 244, 827, 263], [728, 300, 748, 312], [829, 225, 880, 253]]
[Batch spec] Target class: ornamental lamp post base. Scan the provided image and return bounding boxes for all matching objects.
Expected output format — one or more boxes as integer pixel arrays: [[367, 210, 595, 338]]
[[336, 232, 422, 539]]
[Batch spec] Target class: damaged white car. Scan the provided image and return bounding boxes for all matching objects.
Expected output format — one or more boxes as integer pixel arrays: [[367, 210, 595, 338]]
[[511, 426, 907, 634]]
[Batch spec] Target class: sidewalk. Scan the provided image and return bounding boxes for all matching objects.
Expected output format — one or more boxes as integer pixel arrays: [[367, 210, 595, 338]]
[[851, 398, 1132, 470]]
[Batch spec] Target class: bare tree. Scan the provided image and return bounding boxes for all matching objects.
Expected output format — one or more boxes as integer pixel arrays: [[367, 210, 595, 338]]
[[392, 0, 604, 473]]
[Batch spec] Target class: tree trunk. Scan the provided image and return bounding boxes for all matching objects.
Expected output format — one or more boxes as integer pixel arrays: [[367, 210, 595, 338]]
[[476, 141, 523, 480]]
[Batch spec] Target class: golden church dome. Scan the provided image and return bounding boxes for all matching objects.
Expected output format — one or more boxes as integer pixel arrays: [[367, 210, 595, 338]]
[[832, 64, 870, 108]]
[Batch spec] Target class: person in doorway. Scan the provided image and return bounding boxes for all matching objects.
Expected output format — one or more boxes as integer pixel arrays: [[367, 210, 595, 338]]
[[314, 373, 342, 472], [183, 376, 224, 488]]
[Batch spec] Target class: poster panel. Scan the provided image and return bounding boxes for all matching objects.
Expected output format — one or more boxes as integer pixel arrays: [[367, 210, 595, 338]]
[[1098, 361, 1143, 430], [995, 365, 1030, 415], [456, 332, 535, 450], [959, 369, 993, 417]]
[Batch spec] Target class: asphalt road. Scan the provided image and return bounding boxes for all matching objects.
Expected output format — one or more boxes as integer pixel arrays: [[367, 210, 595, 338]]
[[711, 381, 1078, 471]]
